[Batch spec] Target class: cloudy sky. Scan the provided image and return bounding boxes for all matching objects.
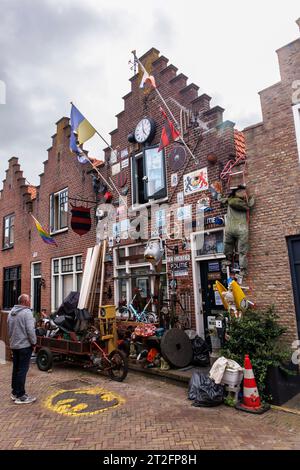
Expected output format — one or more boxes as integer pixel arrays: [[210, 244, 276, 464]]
[[0, 0, 299, 185]]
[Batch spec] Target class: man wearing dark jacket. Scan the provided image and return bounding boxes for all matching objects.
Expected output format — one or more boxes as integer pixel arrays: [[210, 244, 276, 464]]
[[7, 294, 37, 404]]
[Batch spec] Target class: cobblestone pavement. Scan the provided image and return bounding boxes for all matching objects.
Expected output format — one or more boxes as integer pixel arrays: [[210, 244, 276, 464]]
[[1, 362, 300, 450]]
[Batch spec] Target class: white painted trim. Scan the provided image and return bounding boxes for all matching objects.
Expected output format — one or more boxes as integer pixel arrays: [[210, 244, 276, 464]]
[[292, 103, 300, 164], [31, 261, 41, 311]]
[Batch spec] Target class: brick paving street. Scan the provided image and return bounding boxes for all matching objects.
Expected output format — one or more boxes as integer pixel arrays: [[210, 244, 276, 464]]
[[1, 362, 300, 450]]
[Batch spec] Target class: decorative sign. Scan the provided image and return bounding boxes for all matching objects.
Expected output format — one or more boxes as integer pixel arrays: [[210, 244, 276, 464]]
[[183, 167, 208, 195], [204, 216, 225, 227], [32, 252, 38, 258], [214, 290, 223, 306], [208, 272, 221, 281], [167, 254, 191, 263], [177, 205, 191, 221], [120, 148, 129, 159], [171, 173, 178, 187], [110, 150, 117, 165], [151, 209, 167, 237], [121, 158, 129, 169], [197, 196, 210, 210], [112, 163, 121, 176], [169, 146, 187, 171], [208, 262, 220, 272], [170, 261, 189, 277], [209, 181, 222, 201], [177, 192, 184, 205], [116, 172, 127, 188]]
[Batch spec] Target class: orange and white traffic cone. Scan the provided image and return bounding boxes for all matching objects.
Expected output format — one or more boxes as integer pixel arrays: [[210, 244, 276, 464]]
[[236, 354, 270, 414]]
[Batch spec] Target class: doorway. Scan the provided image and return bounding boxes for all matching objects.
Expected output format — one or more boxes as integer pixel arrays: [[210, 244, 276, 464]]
[[287, 235, 300, 338], [31, 262, 41, 315]]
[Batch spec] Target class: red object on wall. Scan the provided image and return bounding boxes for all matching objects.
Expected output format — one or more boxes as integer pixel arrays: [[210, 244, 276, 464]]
[[104, 191, 113, 203]]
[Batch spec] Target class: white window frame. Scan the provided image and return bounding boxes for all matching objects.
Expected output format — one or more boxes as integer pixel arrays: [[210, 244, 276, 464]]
[[113, 242, 168, 308], [292, 103, 300, 164], [3, 213, 15, 249], [131, 146, 168, 211], [50, 187, 69, 235], [51, 254, 83, 312]]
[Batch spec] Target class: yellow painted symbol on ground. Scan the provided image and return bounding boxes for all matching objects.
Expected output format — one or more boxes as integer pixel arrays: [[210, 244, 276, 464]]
[[44, 387, 125, 417]]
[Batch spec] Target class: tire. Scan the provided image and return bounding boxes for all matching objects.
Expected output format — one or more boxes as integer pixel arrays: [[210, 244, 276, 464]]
[[36, 347, 53, 371], [108, 349, 128, 382]]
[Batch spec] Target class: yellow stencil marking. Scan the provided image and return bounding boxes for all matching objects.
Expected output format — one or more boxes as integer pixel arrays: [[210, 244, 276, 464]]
[[44, 386, 125, 417]]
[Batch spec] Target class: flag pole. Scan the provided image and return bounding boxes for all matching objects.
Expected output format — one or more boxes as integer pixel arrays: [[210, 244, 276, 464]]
[[70, 102, 127, 208], [131, 51, 196, 161]]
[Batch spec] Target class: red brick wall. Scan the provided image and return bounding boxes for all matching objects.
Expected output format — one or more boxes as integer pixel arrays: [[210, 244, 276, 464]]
[[244, 37, 300, 341], [0, 119, 99, 313]]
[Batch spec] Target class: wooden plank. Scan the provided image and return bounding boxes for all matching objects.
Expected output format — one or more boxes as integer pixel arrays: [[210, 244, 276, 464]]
[[99, 239, 107, 307]]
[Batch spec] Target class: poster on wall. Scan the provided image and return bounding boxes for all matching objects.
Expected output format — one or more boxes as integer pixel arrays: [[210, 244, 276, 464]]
[[177, 205, 191, 221], [112, 162, 121, 175], [183, 167, 208, 195]]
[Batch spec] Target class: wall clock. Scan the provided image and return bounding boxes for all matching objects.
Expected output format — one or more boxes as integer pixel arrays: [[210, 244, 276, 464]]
[[134, 117, 156, 144]]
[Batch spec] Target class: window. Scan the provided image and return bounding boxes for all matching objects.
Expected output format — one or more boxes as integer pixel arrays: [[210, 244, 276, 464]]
[[195, 229, 225, 258], [3, 214, 15, 249], [132, 146, 167, 206], [50, 188, 68, 233], [3, 266, 21, 309], [113, 243, 168, 311], [293, 103, 300, 163], [51, 254, 82, 312]]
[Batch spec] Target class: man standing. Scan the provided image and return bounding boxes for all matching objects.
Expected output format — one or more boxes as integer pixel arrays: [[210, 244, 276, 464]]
[[7, 294, 37, 404]]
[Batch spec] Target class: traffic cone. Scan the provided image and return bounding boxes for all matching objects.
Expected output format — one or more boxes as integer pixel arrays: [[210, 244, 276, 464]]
[[236, 354, 270, 414]]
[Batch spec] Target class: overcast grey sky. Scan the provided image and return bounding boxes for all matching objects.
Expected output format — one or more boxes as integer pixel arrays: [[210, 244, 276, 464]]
[[0, 0, 299, 185]]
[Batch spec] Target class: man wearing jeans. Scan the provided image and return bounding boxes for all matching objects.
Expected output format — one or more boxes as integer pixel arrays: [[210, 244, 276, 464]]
[[7, 294, 37, 404]]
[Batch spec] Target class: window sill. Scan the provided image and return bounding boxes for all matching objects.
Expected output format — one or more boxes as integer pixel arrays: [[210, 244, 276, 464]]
[[131, 197, 168, 212], [50, 227, 68, 236], [2, 245, 14, 251]]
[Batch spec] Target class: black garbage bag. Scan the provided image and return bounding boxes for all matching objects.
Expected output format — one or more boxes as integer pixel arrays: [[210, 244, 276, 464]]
[[188, 371, 224, 407], [191, 336, 210, 366]]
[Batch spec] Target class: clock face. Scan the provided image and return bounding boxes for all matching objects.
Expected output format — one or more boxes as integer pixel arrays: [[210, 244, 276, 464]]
[[134, 118, 155, 143]]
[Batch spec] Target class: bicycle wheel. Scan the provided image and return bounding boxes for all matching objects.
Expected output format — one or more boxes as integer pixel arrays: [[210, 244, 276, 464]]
[[108, 349, 128, 381], [120, 307, 130, 321]]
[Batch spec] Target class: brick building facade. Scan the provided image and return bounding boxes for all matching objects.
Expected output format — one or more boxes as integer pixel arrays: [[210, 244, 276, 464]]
[[0, 117, 99, 316], [0, 48, 243, 339], [244, 20, 300, 341]]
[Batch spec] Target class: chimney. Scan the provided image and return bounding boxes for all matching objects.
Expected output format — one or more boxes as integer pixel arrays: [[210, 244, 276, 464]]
[[296, 18, 300, 32]]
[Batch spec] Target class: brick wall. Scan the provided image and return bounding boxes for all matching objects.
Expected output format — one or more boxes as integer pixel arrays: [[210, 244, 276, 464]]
[[244, 31, 300, 341]]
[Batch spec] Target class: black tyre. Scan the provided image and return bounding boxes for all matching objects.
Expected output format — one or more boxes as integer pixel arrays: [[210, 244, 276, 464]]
[[36, 347, 53, 371], [108, 349, 128, 382]]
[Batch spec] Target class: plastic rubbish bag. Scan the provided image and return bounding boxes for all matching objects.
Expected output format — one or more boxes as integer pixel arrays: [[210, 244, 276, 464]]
[[191, 336, 210, 366], [188, 371, 224, 407]]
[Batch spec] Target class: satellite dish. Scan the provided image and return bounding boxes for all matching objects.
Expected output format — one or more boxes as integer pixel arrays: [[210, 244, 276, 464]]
[[169, 145, 187, 171]]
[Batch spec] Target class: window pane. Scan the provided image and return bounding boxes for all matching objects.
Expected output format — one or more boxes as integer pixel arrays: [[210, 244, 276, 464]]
[[53, 259, 59, 274], [76, 273, 82, 292], [128, 244, 146, 263], [76, 255, 83, 271], [33, 263, 41, 276], [116, 248, 126, 265], [117, 269, 127, 305], [54, 276, 59, 310], [196, 230, 224, 256], [59, 190, 68, 228], [145, 147, 164, 198], [61, 257, 73, 273], [62, 274, 73, 300]]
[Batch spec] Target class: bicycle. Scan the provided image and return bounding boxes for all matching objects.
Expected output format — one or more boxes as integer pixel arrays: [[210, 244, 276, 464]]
[[161, 294, 192, 330], [117, 291, 157, 323]]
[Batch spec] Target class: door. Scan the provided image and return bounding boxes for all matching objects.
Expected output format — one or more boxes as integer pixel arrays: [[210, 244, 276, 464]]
[[287, 236, 300, 338], [33, 278, 41, 315], [200, 260, 227, 338], [31, 262, 41, 315]]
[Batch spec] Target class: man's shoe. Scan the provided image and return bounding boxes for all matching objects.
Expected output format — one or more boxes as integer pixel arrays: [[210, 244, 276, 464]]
[[11, 394, 17, 401], [15, 395, 36, 404]]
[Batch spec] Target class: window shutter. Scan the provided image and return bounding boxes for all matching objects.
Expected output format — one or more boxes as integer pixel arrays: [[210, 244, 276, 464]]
[[131, 156, 137, 205]]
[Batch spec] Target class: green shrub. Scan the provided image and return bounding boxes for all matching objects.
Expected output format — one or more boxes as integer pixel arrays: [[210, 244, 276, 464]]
[[221, 306, 290, 400]]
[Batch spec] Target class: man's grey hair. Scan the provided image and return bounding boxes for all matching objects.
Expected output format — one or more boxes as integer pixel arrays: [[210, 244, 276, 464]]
[[18, 294, 30, 305]]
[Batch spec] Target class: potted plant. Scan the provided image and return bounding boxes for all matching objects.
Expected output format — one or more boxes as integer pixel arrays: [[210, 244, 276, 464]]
[[221, 307, 300, 404]]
